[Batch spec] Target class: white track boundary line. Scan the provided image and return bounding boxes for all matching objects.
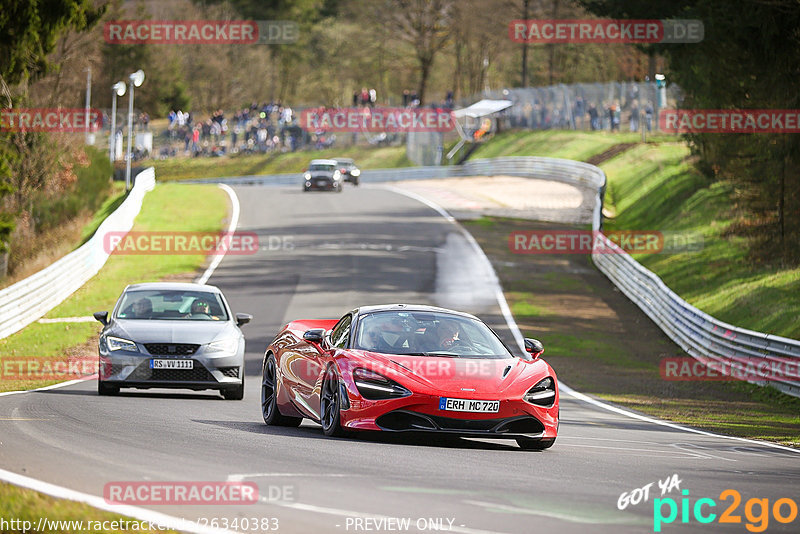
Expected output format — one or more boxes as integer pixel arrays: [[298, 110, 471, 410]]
[[196, 184, 240, 285], [0, 468, 234, 534], [37, 316, 95, 323], [384, 185, 800, 455], [0, 378, 91, 398]]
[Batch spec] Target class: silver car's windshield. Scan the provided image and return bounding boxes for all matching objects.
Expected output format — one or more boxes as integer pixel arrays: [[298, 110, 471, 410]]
[[354, 311, 512, 359], [116, 290, 228, 321], [309, 164, 335, 172]]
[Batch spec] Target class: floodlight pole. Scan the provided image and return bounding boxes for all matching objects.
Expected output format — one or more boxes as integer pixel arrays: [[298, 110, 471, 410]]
[[110, 82, 126, 163], [124, 70, 144, 191]]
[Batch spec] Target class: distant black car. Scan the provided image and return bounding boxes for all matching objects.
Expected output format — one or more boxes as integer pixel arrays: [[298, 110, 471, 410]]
[[333, 158, 361, 186], [303, 159, 343, 192]]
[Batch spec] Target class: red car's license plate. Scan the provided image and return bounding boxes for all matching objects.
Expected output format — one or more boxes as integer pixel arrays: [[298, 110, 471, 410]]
[[439, 398, 499, 413]]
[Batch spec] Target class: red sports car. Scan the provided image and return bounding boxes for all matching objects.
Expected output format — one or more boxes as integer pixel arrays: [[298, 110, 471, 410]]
[[261, 304, 559, 450]]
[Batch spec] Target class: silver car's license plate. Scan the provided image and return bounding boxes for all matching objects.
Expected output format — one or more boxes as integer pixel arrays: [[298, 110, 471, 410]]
[[150, 359, 193, 369]]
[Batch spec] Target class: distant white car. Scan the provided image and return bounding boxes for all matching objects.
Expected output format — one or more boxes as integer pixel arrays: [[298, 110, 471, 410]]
[[303, 159, 343, 192]]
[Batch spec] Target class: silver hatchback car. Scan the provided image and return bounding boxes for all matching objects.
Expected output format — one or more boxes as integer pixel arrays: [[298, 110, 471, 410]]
[[94, 282, 251, 400]]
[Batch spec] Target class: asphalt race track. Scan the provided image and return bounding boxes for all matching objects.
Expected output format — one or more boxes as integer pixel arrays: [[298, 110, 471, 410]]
[[1, 185, 798, 534]]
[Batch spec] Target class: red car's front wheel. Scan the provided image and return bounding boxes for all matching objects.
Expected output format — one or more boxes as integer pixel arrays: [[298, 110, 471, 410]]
[[320, 367, 348, 437]]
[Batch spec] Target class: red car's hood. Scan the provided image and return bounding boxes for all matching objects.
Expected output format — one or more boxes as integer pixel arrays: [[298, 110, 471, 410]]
[[350, 351, 549, 396]]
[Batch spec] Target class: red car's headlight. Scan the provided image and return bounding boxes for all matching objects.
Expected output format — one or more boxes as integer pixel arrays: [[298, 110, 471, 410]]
[[524, 377, 556, 406], [353, 368, 411, 400]]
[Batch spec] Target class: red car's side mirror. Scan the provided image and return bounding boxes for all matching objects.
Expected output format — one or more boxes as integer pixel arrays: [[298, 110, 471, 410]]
[[524, 338, 544, 359], [303, 328, 325, 344]]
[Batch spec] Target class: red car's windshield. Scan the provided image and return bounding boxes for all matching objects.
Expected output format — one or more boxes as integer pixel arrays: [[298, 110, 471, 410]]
[[354, 311, 513, 358]]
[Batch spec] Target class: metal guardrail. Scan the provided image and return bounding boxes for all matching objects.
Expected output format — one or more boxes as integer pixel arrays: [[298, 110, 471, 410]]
[[592, 238, 800, 398], [193, 157, 800, 397], [0, 168, 156, 339]]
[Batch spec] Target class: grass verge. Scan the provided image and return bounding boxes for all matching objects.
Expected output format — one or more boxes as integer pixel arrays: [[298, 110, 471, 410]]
[[600, 142, 800, 339], [0, 482, 178, 533], [467, 129, 674, 161], [463, 216, 800, 447], [0, 183, 228, 392]]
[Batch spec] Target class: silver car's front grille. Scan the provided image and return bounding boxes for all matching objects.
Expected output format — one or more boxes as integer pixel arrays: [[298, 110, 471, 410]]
[[144, 343, 199, 355], [220, 367, 240, 378]]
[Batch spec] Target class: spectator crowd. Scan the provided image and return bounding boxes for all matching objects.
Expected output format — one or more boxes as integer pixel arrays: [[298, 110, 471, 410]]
[[156, 86, 460, 159], [163, 102, 308, 158]]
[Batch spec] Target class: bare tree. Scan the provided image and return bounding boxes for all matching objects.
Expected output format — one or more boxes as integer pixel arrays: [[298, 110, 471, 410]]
[[383, 0, 455, 105]]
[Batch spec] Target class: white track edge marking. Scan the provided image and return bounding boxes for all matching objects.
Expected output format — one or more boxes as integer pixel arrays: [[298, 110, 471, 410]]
[[196, 183, 240, 285]]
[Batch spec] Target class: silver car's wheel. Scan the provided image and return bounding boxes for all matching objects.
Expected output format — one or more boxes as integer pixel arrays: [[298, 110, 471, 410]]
[[98, 381, 119, 396], [262, 354, 302, 426], [222, 381, 244, 400]]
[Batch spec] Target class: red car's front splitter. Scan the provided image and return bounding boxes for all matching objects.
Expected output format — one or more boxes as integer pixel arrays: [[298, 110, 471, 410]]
[[339, 394, 558, 439]]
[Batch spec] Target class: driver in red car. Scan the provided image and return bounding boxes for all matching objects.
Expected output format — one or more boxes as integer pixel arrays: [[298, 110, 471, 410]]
[[436, 319, 461, 350]]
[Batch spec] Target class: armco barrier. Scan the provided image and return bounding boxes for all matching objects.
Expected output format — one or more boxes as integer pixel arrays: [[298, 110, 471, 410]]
[[192, 157, 800, 397], [0, 168, 156, 339]]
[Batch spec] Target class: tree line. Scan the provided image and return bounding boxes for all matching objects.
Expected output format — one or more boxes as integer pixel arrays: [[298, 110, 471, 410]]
[[578, 0, 800, 265], [1, 0, 798, 276]]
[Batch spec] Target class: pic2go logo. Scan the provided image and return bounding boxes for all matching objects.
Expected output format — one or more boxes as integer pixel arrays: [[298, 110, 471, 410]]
[[653, 489, 798, 532]]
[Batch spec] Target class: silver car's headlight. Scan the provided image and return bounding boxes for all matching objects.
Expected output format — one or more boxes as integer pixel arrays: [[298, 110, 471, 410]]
[[303, 172, 311, 180], [106, 336, 137, 352], [207, 337, 239, 354], [351, 169, 360, 177], [333, 170, 341, 179]]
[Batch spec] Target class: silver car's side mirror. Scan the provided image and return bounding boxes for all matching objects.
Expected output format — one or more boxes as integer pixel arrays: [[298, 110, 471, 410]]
[[236, 313, 252, 327]]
